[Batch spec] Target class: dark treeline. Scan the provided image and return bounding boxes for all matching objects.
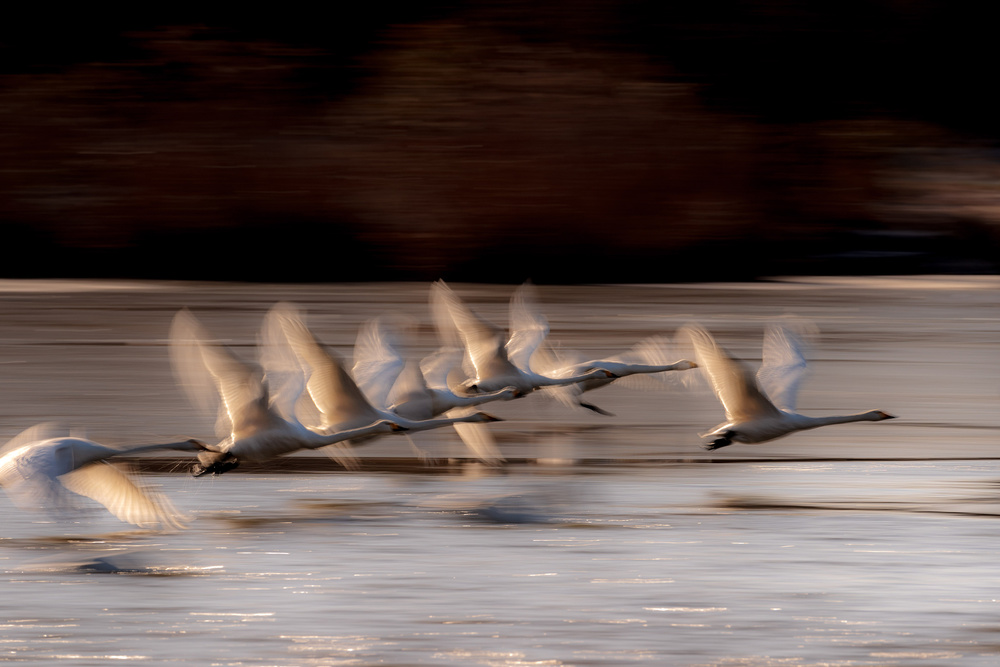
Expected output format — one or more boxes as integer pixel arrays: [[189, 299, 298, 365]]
[[1, 3, 998, 282]]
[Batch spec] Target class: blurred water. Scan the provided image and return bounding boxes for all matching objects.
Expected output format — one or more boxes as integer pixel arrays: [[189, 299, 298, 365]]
[[1, 277, 999, 665]]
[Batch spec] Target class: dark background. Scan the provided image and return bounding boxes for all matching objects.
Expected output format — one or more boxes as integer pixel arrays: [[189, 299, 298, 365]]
[[2, 2, 998, 283]]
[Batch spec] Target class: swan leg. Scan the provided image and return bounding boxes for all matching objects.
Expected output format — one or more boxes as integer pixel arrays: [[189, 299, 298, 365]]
[[579, 401, 615, 417], [192, 451, 239, 477], [701, 437, 732, 451]]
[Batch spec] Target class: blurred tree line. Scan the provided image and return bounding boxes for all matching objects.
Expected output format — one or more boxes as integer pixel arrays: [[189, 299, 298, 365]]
[[1, 2, 998, 282]]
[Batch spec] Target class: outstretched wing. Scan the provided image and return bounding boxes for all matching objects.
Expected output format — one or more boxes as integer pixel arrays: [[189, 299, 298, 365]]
[[430, 280, 509, 380], [756, 321, 817, 413], [170, 309, 268, 439], [352, 316, 411, 409], [61, 462, 188, 530], [505, 282, 550, 372], [683, 324, 781, 423], [270, 303, 379, 428]]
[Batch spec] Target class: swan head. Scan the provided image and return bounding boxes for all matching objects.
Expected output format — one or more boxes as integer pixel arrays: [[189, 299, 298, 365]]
[[191, 450, 240, 477], [388, 422, 409, 432], [871, 410, 896, 421], [674, 360, 698, 371], [474, 412, 503, 423]]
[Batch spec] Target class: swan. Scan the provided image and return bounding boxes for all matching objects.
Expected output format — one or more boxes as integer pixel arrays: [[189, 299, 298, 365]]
[[169, 309, 404, 476], [263, 303, 504, 454], [353, 317, 520, 461], [683, 323, 896, 449], [353, 316, 521, 420], [512, 298, 698, 415], [429, 280, 617, 395], [0, 423, 196, 529]]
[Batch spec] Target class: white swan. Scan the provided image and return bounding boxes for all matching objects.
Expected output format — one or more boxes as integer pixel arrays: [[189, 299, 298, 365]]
[[0, 423, 195, 529], [513, 297, 698, 415], [683, 323, 895, 449], [353, 316, 521, 420], [169, 309, 403, 476], [353, 317, 519, 461], [264, 303, 504, 453], [430, 280, 616, 394]]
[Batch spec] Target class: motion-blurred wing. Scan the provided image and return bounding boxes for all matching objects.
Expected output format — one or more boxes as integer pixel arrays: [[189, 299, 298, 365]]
[[61, 462, 188, 530], [170, 309, 267, 439], [683, 324, 781, 422], [505, 282, 550, 372], [272, 303, 379, 428], [352, 317, 410, 409], [430, 280, 509, 379], [756, 322, 816, 413], [449, 409, 505, 464], [0, 423, 67, 460]]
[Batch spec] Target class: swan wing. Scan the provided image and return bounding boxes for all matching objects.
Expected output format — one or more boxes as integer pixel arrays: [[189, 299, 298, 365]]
[[170, 309, 267, 439], [450, 414, 505, 464], [430, 280, 509, 379], [272, 303, 379, 426], [419, 348, 463, 390], [505, 282, 550, 372], [259, 305, 309, 423], [61, 462, 188, 530], [386, 362, 433, 416], [0, 423, 67, 460], [756, 322, 817, 412], [352, 317, 409, 409], [683, 324, 781, 422]]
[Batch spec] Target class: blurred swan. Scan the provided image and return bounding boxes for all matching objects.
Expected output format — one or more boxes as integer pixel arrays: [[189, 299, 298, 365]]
[[430, 280, 616, 395], [354, 316, 520, 420], [169, 309, 403, 476], [0, 423, 195, 530], [684, 323, 895, 449], [354, 317, 519, 461], [526, 326, 697, 415], [264, 303, 504, 459]]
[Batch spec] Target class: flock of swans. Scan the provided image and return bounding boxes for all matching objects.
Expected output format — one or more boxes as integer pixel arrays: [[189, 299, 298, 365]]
[[0, 280, 895, 530]]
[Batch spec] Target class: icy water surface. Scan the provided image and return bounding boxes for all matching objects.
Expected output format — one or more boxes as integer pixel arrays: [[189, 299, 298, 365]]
[[1, 277, 999, 665]]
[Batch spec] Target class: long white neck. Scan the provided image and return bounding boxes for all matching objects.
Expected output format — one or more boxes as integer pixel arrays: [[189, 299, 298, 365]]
[[398, 412, 486, 433], [535, 367, 611, 388], [447, 387, 515, 409], [312, 421, 393, 446], [799, 410, 891, 430]]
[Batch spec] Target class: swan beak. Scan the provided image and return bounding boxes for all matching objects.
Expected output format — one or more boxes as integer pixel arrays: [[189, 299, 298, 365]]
[[510, 388, 525, 399], [684, 361, 698, 369], [602, 370, 618, 379], [877, 411, 897, 420], [390, 423, 410, 432]]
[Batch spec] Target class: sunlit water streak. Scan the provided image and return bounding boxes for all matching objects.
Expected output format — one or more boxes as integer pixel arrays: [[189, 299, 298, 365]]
[[0, 278, 998, 665]]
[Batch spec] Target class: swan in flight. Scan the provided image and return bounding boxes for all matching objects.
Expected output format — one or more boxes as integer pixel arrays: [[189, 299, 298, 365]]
[[263, 303, 504, 457], [683, 323, 895, 449], [514, 297, 698, 415], [169, 309, 403, 476], [430, 280, 617, 395], [0, 423, 195, 529], [353, 316, 521, 420], [353, 316, 520, 461]]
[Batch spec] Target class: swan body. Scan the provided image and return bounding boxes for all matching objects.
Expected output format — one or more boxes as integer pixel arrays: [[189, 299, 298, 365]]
[[0, 424, 195, 529], [430, 280, 616, 395], [684, 323, 895, 449], [264, 304, 504, 455], [169, 309, 403, 476]]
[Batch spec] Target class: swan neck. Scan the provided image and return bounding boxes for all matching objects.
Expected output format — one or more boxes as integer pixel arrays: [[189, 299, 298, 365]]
[[807, 411, 883, 428]]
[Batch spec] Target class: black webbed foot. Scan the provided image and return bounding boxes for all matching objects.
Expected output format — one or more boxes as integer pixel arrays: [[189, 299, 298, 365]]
[[701, 437, 732, 451]]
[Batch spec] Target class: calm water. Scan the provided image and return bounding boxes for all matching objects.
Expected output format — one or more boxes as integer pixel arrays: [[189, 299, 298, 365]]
[[1, 277, 998, 666]]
